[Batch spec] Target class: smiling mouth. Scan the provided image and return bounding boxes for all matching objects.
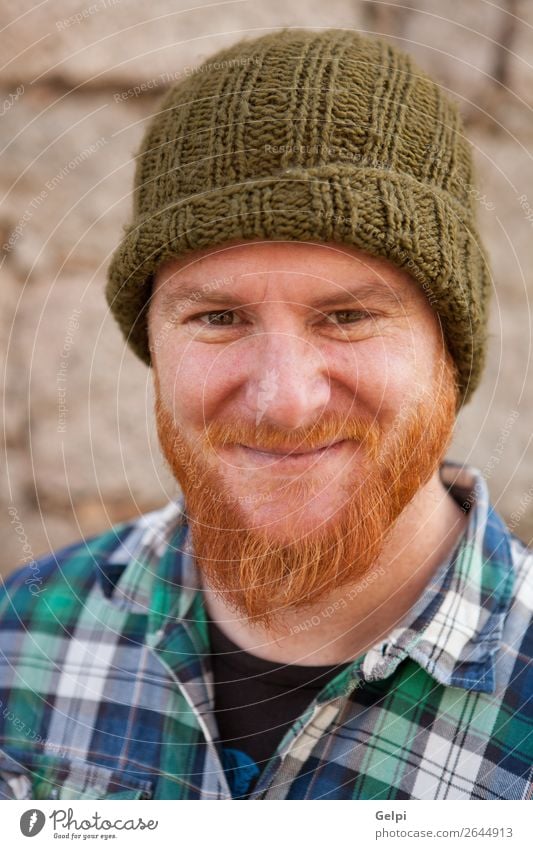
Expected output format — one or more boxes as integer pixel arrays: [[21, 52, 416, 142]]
[[237, 439, 347, 458]]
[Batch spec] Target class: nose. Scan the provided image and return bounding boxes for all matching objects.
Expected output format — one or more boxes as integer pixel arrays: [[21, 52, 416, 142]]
[[245, 332, 331, 430]]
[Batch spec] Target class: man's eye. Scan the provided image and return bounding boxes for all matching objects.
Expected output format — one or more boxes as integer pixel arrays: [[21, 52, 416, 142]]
[[326, 310, 371, 325], [192, 310, 239, 326]]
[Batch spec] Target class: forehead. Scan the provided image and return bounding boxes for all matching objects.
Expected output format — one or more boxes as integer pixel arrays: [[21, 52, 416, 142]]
[[151, 240, 427, 307]]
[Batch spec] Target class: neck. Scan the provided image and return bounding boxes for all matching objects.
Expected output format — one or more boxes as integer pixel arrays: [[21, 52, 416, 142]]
[[202, 468, 469, 665]]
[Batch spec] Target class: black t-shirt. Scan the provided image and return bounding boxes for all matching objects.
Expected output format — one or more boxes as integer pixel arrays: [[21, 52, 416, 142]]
[[207, 615, 351, 797]]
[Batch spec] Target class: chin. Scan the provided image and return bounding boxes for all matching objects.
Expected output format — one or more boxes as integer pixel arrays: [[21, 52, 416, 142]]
[[230, 491, 346, 539]]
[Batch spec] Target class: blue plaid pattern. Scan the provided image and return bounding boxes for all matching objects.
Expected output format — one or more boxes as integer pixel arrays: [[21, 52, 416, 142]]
[[0, 461, 531, 800]]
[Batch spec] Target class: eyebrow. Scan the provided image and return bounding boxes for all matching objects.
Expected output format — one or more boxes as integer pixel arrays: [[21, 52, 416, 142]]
[[156, 280, 410, 318]]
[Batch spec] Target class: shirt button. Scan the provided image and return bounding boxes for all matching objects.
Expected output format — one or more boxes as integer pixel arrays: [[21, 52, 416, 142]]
[[49, 787, 59, 799]]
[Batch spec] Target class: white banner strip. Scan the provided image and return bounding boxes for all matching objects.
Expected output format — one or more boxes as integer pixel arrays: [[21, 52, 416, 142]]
[[3, 799, 531, 849]]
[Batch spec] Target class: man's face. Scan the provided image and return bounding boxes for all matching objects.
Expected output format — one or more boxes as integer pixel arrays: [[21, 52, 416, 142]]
[[148, 241, 458, 628]]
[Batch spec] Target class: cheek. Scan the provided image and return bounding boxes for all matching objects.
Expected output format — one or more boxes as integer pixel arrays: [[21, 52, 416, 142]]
[[154, 339, 241, 422], [325, 338, 417, 415], [331, 334, 440, 427]]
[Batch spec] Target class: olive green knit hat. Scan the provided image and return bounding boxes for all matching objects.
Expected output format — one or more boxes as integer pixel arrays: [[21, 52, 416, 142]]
[[106, 27, 492, 407]]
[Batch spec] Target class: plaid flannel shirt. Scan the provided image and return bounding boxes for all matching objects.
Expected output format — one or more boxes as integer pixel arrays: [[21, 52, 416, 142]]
[[0, 461, 532, 800]]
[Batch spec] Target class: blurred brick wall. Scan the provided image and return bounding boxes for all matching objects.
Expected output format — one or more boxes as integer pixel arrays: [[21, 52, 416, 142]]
[[2, 0, 532, 577]]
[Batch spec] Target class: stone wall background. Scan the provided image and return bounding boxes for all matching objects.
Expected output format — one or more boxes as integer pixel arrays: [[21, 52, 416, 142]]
[[1, 0, 532, 577]]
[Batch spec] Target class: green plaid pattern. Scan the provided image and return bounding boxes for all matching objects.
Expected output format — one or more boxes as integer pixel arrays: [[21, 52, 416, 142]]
[[0, 462, 531, 800]]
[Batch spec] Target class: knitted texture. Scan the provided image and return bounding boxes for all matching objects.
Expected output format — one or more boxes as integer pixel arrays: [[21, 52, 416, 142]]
[[106, 28, 492, 407]]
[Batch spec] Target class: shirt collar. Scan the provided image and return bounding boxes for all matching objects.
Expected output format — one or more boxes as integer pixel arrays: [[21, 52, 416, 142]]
[[360, 462, 515, 693], [102, 461, 516, 696]]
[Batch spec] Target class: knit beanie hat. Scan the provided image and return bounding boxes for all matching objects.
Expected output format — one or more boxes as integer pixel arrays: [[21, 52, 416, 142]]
[[106, 27, 492, 408]]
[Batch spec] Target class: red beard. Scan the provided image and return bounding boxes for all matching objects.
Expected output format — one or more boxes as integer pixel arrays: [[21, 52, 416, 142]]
[[154, 355, 458, 629]]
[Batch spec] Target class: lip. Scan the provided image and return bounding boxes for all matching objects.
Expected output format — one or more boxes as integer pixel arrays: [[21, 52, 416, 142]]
[[234, 439, 348, 466], [242, 439, 343, 455]]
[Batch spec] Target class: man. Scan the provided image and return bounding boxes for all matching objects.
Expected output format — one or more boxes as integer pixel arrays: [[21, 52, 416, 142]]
[[0, 28, 531, 801]]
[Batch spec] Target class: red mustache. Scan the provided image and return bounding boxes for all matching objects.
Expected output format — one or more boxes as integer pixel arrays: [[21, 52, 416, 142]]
[[201, 414, 381, 455]]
